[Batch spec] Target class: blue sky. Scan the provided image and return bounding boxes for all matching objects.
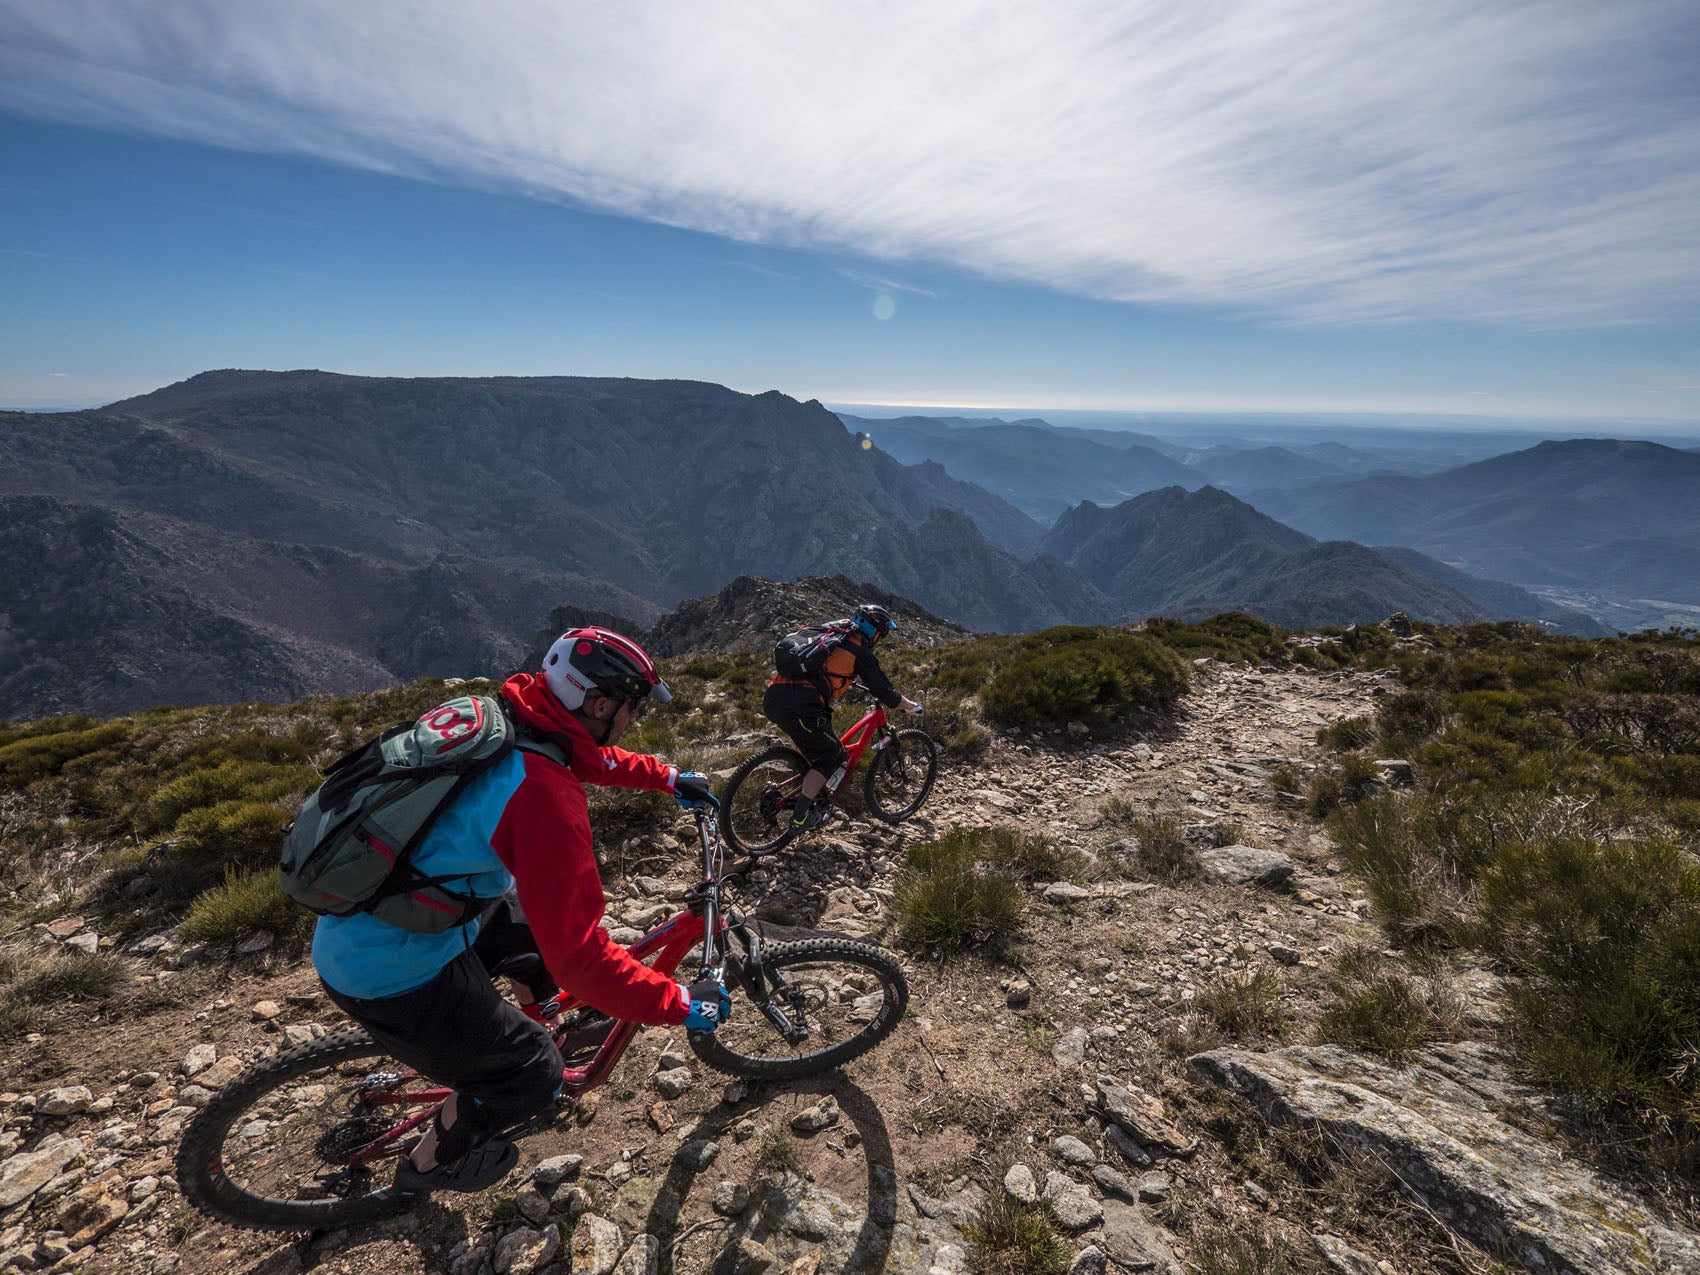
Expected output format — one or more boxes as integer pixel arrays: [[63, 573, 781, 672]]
[[3, 2, 1698, 424]]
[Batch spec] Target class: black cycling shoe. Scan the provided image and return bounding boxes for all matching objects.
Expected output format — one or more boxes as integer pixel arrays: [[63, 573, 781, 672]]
[[789, 798, 830, 831], [393, 1137, 518, 1194]]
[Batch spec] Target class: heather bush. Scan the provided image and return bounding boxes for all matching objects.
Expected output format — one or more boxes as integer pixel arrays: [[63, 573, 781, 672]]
[[962, 1195, 1069, 1275], [182, 866, 312, 943], [981, 629, 1187, 731], [894, 827, 1026, 952], [1478, 832, 1700, 1123]]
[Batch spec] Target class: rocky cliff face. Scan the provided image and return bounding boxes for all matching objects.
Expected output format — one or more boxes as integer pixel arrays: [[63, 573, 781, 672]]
[[0, 374, 1051, 718]]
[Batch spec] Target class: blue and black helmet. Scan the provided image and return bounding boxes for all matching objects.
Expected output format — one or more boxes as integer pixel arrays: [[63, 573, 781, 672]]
[[852, 604, 897, 641]]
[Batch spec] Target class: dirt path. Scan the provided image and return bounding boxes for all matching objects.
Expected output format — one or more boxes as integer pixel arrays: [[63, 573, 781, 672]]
[[0, 661, 1402, 1275]]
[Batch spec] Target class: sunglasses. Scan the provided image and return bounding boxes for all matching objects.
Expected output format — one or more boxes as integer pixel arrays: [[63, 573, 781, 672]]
[[621, 696, 652, 721]]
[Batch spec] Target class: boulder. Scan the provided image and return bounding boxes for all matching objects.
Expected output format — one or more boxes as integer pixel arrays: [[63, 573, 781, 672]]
[[1190, 1044, 1700, 1275], [650, 1068, 694, 1100], [0, 1138, 83, 1208], [1098, 1199, 1183, 1275], [34, 1087, 94, 1117], [1052, 1027, 1091, 1069], [494, 1223, 560, 1275], [1003, 1163, 1040, 1205], [789, 1096, 840, 1134], [1195, 845, 1292, 888], [567, 1213, 623, 1275], [612, 1234, 660, 1275], [1041, 1171, 1102, 1231], [532, 1154, 583, 1189], [1052, 1135, 1095, 1167], [712, 1181, 751, 1216], [1313, 1233, 1381, 1274], [1090, 1077, 1196, 1157]]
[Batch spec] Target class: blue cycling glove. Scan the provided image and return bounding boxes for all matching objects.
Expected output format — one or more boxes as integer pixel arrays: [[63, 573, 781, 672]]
[[681, 977, 731, 1033], [673, 771, 715, 809]]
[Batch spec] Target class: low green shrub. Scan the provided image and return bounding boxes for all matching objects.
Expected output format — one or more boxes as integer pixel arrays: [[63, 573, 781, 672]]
[[1317, 716, 1377, 751], [981, 629, 1187, 732], [756, 1127, 803, 1176], [1325, 794, 1499, 940], [1478, 832, 1700, 1123], [894, 828, 1026, 951], [1316, 948, 1464, 1058], [1305, 756, 1381, 818], [141, 759, 316, 835], [1144, 612, 1290, 665], [0, 723, 130, 784], [181, 866, 312, 944], [0, 1000, 33, 1039], [975, 826, 1088, 883], [1269, 768, 1301, 795], [1376, 689, 1445, 743], [1199, 969, 1284, 1040], [12, 953, 126, 1004], [1128, 812, 1198, 882], [171, 799, 291, 863], [1187, 1223, 1312, 1275], [962, 1195, 1069, 1275]]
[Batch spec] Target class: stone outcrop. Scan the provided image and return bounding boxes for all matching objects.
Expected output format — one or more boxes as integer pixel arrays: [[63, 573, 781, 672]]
[[1189, 1044, 1700, 1275]]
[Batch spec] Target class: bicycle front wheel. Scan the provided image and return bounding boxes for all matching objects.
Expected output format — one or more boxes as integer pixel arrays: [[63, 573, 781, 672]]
[[690, 938, 909, 1081], [175, 1029, 424, 1231], [721, 745, 809, 855], [864, 729, 938, 822]]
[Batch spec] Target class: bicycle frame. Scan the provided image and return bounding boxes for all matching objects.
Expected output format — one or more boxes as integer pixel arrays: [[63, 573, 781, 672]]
[[343, 809, 735, 1167], [838, 700, 893, 776]]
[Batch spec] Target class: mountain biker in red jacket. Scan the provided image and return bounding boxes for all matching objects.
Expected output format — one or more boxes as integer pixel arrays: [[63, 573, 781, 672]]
[[762, 604, 922, 830], [312, 627, 728, 1193]]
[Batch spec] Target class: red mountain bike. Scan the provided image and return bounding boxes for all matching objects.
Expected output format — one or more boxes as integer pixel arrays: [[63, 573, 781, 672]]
[[721, 688, 939, 856], [175, 804, 908, 1232]]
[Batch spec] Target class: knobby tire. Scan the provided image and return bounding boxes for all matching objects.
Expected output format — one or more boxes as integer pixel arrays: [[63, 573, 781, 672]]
[[864, 729, 938, 822], [176, 1028, 416, 1232], [689, 937, 908, 1080], [720, 744, 809, 855]]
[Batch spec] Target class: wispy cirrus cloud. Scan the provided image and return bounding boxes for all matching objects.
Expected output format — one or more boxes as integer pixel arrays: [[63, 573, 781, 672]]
[[2, 1, 1696, 327]]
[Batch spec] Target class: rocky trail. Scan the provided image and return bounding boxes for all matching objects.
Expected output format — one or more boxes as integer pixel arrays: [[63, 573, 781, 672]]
[[2, 661, 1695, 1275]]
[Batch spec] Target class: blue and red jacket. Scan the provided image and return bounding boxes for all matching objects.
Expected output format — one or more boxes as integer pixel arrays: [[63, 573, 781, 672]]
[[312, 672, 691, 1025]]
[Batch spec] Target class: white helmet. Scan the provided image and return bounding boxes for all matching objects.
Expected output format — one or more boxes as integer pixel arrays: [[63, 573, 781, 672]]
[[542, 627, 672, 712]]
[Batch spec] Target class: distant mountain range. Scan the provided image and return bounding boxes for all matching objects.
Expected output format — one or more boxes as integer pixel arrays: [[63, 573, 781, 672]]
[[842, 414, 1198, 521], [1034, 486, 1601, 633], [0, 371, 1600, 719], [1250, 439, 1700, 607]]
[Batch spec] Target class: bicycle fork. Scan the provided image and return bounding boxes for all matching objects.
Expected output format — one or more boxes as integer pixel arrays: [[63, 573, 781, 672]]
[[724, 926, 813, 1045]]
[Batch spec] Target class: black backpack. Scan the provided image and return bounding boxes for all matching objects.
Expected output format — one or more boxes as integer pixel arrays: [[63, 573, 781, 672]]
[[773, 620, 853, 682]]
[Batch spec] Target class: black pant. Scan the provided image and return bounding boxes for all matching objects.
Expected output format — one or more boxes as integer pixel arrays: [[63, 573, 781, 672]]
[[474, 895, 558, 1003], [763, 682, 847, 775], [322, 939, 562, 1140]]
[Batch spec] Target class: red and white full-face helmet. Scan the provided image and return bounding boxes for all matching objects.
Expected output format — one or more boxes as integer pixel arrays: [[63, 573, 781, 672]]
[[542, 627, 672, 712]]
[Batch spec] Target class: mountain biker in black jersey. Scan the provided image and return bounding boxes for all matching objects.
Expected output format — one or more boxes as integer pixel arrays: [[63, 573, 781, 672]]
[[762, 603, 922, 829]]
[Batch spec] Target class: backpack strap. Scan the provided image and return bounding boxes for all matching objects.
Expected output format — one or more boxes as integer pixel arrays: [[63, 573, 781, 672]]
[[499, 697, 573, 769]]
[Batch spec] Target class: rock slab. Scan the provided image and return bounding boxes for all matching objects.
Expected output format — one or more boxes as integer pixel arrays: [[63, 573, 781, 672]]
[[1195, 844, 1292, 888], [1190, 1044, 1700, 1275]]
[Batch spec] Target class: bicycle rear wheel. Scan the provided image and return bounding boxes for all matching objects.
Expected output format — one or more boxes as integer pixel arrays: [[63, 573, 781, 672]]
[[864, 729, 938, 822], [176, 1029, 424, 1231], [689, 938, 908, 1081], [721, 745, 809, 854]]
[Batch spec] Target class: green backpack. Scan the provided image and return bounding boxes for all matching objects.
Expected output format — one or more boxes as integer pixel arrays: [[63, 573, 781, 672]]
[[279, 694, 565, 934]]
